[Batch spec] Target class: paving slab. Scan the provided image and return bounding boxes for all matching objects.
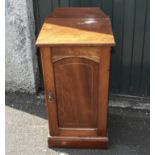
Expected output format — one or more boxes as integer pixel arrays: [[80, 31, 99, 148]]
[[6, 93, 150, 155]]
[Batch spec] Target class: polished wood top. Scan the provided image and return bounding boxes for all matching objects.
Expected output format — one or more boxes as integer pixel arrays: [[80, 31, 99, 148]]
[[36, 8, 115, 47], [48, 7, 108, 18]]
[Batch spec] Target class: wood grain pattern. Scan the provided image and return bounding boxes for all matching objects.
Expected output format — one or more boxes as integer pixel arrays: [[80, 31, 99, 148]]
[[48, 136, 108, 149], [98, 47, 111, 136], [58, 128, 98, 137], [36, 8, 115, 46], [52, 47, 100, 63], [48, 7, 108, 18], [40, 47, 59, 136], [54, 57, 99, 128], [36, 18, 114, 46], [37, 8, 115, 149]]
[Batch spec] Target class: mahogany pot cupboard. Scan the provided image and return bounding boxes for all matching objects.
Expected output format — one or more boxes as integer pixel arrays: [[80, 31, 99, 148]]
[[36, 7, 115, 149]]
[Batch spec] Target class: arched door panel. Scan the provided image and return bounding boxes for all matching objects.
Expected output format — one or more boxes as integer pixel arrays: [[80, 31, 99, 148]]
[[54, 57, 99, 128]]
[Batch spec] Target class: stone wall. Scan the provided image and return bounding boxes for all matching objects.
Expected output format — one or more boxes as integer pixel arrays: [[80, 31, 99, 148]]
[[5, 0, 38, 93]]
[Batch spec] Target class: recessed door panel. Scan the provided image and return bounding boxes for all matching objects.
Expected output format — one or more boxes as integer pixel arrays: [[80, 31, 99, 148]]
[[54, 57, 99, 128]]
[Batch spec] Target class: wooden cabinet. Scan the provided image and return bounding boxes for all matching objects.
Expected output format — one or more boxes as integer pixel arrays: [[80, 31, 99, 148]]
[[36, 7, 115, 149]]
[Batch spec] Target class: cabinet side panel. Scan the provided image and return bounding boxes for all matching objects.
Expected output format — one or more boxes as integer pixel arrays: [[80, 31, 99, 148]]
[[98, 47, 111, 136]]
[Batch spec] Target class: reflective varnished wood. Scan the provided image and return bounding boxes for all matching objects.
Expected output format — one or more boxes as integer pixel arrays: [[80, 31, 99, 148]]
[[48, 7, 108, 18], [36, 8, 115, 47], [36, 8, 115, 149]]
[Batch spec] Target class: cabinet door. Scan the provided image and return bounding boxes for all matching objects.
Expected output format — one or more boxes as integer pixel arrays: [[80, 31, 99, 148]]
[[54, 57, 98, 128], [41, 47, 111, 137]]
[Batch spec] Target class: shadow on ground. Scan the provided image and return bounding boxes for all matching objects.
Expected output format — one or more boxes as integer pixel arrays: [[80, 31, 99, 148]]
[[6, 92, 150, 155]]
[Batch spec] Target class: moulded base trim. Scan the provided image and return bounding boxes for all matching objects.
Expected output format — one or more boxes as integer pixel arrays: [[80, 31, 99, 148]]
[[48, 136, 108, 149]]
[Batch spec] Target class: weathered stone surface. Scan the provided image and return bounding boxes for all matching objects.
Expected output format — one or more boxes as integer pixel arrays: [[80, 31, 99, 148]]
[[6, 0, 38, 93]]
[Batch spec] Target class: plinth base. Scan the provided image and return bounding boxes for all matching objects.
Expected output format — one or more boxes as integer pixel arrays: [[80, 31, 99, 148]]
[[48, 136, 108, 149]]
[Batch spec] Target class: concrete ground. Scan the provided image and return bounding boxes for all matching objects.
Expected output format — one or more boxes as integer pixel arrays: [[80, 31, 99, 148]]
[[6, 93, 150, 155]]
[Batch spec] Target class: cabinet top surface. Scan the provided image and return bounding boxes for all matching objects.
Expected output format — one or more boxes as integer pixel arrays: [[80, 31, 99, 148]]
[[36, 8, 115, 47], [48, 7, 108, 18]]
